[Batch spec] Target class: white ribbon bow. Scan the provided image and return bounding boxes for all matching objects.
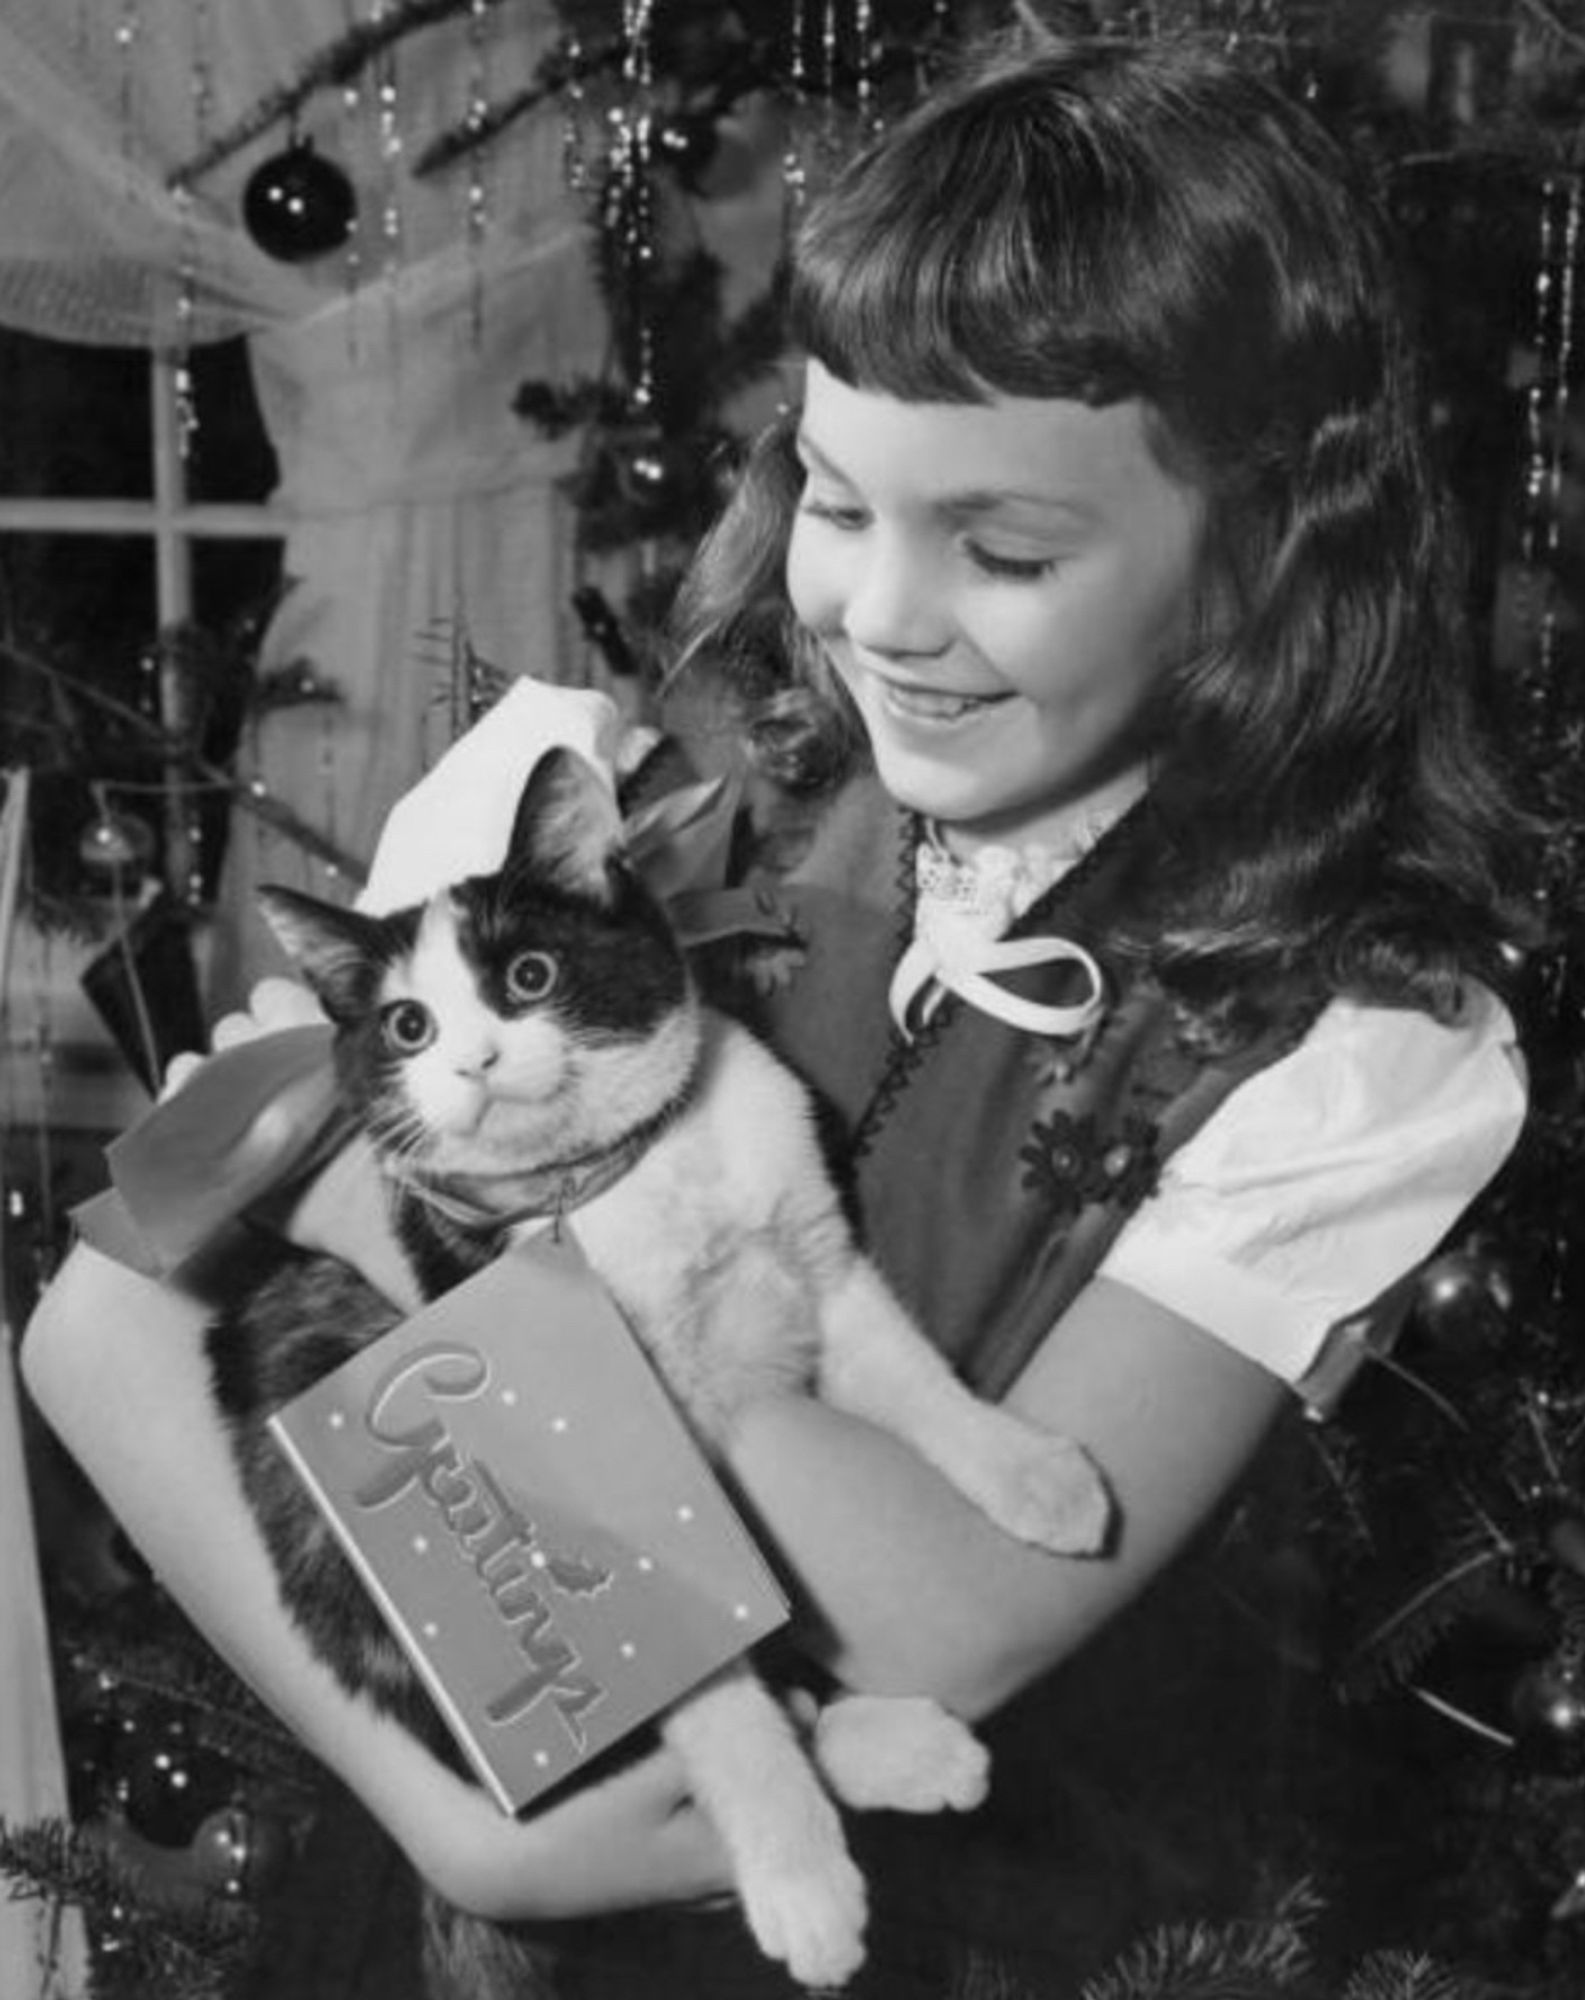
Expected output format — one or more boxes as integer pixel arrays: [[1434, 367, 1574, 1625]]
[[888, 841, 1107, 1042]]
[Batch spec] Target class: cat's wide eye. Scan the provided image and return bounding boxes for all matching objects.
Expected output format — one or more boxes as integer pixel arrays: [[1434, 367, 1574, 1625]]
[[505, 950, 558, 1004], [380, 999, 436, 1054]]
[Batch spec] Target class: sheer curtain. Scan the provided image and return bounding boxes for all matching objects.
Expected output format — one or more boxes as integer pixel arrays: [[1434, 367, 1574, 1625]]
[[0, 0, 613, 1003], [0, 14, 604, 1993]]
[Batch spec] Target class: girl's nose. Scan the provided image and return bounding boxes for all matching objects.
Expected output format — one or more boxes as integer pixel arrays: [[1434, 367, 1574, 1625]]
[[842, 534, 947, 659]]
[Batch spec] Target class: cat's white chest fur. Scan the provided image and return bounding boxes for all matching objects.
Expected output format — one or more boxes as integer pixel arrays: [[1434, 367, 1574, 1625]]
[[542, 1011, 852, 1445]]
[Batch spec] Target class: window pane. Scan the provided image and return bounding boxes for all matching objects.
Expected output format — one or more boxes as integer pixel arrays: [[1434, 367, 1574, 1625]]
[[182, 536, 288, 899], [2, 532, 161, 905], [0, 329, 152, 499], [186, 339, 278, 505]]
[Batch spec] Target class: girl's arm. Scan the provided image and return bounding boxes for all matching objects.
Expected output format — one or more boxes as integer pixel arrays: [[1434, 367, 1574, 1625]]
[[20, 1241, 736, 1920], [23, 1234, 1278, 1920], [725, 1274, 1287, 1721]]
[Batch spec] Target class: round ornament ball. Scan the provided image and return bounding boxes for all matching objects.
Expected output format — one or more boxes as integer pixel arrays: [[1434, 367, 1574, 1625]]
[[190, 1803, 292, 1898], [1511, 1652, 1585, 1771], [78, 806, 155, 879], [611, 428, 689, 509], [652, 109, 721, 190], [111, 1714, 239, 1848], [244, 138, 357, 263], [1411, 1246, 1512, 1356]]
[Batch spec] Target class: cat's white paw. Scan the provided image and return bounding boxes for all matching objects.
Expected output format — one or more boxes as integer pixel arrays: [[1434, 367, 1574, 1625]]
[[812, 1695, 990, 1813], [739, 1845, 868, 1992], [965, 1420, 1111, 1554]]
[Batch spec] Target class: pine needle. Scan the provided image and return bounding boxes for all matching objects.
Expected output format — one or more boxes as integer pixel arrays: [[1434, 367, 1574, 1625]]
[[1338, 1545, 1509, 1701], [1079, 1881, 1321, 2000]]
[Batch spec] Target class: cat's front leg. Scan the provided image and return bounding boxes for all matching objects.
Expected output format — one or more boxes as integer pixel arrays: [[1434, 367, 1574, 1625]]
[[813, 1256, 1112, 1555], [660, 1660, 868, 1991]]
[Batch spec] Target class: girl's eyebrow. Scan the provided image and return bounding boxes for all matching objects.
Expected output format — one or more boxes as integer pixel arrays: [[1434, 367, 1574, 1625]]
[[794, 430, 1099, 525]]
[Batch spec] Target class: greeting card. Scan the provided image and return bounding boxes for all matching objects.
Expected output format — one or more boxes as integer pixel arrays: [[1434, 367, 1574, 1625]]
[[269, 1230, 788, 1814]]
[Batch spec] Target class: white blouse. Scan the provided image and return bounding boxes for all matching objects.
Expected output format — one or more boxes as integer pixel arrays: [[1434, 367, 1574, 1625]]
[[904, 808, 1527, 1413], [1099, 987, 1525, 1409]]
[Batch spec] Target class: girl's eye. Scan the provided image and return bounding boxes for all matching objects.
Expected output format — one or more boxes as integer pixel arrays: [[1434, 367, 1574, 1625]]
[[380, 1000, 435, 1054], [965, 543, 1058, 582], [506, 950, 559, 1003]]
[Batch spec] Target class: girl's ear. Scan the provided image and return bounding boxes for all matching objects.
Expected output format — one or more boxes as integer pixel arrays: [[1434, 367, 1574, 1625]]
[[506, 747, 625, 904], [256, 887, 382, 1022]]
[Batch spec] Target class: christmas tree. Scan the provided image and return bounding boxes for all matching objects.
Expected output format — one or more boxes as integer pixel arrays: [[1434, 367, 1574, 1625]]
[[6, 4, 1585, 1996]]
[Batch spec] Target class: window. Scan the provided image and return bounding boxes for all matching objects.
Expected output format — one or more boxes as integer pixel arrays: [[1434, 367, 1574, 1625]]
[[1, 333, 283, 1136], [0, 332, 283, 907]]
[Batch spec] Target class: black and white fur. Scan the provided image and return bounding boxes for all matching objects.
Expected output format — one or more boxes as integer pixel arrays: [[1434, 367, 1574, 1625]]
[[208, 747, 1109, 1995]]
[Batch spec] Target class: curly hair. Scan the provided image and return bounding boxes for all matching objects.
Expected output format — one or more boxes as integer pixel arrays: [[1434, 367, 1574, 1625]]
[[671, 33, 1534, 1041]]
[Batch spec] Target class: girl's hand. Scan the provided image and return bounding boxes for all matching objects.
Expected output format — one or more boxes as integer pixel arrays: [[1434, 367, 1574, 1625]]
[[162, 975, 326, 1095], [406, 1739, 735, 1922]]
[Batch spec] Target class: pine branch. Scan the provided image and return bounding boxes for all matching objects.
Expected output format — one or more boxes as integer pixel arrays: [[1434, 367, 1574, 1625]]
[[411, 31, 625, 176], [66, 1626, 321, 1796], [0, 1814, 260, 2000], [1, 635, 366, 886], [1339, 1949, 1481, 2000], [1079, 1881, 1321, 2000], [1338, 1543, 1512, 1701], [169, 0, 516, 190]]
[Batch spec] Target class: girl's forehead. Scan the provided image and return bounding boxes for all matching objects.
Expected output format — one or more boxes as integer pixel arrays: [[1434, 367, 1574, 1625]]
[[796, 362, 1191, 519]]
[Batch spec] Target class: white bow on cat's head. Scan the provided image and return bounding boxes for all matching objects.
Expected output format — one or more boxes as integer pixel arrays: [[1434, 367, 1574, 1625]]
[[357, 677, 633, 918]]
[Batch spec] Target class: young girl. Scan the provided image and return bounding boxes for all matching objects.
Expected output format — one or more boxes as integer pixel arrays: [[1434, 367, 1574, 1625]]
[[24, 31, 1529, 2000]]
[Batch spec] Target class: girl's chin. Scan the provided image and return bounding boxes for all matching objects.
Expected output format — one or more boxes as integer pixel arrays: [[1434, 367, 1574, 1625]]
[[866, 756, 1020, 838]]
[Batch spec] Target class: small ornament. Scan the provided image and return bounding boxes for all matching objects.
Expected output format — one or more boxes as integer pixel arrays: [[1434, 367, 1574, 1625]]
[[189, 1804, 292, 1898], [652, 109, 721, 190], [243, 137, 357, 263], [1411, 1246, 1512, 1356], [1510, 1651, 1585, 1772], [78, 805, 156, 879], [611, 426, 693, 517]]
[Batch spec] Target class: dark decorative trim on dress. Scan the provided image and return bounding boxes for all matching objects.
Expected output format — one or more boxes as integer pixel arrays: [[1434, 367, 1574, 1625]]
[[848, 813, 954, 1168]]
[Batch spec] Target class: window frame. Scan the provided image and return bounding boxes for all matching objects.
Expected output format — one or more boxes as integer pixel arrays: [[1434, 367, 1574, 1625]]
[[0, 348, 282, 889]]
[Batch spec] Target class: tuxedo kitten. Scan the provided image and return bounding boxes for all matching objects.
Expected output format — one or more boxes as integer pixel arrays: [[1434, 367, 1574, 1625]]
[[208, 745, 1109, 1996]]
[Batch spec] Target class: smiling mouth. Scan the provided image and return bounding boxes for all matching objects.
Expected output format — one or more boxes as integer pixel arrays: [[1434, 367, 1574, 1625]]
[[876, 679, 1012, 724]]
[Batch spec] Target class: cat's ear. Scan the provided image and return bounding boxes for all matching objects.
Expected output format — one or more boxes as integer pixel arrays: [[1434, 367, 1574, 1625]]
[[257, 886, 383, 1022], [508, 747, 625, 905]]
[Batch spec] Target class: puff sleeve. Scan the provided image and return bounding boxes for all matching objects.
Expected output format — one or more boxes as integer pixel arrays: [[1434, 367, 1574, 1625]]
[[1097, 987, 1526, 1410]]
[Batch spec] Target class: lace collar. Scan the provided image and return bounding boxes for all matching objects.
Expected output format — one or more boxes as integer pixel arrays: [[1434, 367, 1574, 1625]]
[[889, 766, 1148, 1041]]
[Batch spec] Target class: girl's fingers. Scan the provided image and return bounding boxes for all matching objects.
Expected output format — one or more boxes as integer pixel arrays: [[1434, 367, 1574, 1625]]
[[211, 1011, 263, 1051], [161, 979, 325, 1095], [159, 1051, 204, 1100], [213, 979, 324, 1047]]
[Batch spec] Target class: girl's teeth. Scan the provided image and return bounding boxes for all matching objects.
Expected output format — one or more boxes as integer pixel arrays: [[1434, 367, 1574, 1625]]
[[886, 684, 991, 720]]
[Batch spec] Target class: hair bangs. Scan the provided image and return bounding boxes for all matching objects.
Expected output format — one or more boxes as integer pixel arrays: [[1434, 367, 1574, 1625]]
[[787, 85, 1152, 408]]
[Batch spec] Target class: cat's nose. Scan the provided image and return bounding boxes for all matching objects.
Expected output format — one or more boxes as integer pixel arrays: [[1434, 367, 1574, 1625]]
[[452, 1043, 500, 1077]]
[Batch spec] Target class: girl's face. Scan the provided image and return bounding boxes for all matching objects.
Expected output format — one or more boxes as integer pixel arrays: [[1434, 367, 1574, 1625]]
[[785, 362, 1206, 853]]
